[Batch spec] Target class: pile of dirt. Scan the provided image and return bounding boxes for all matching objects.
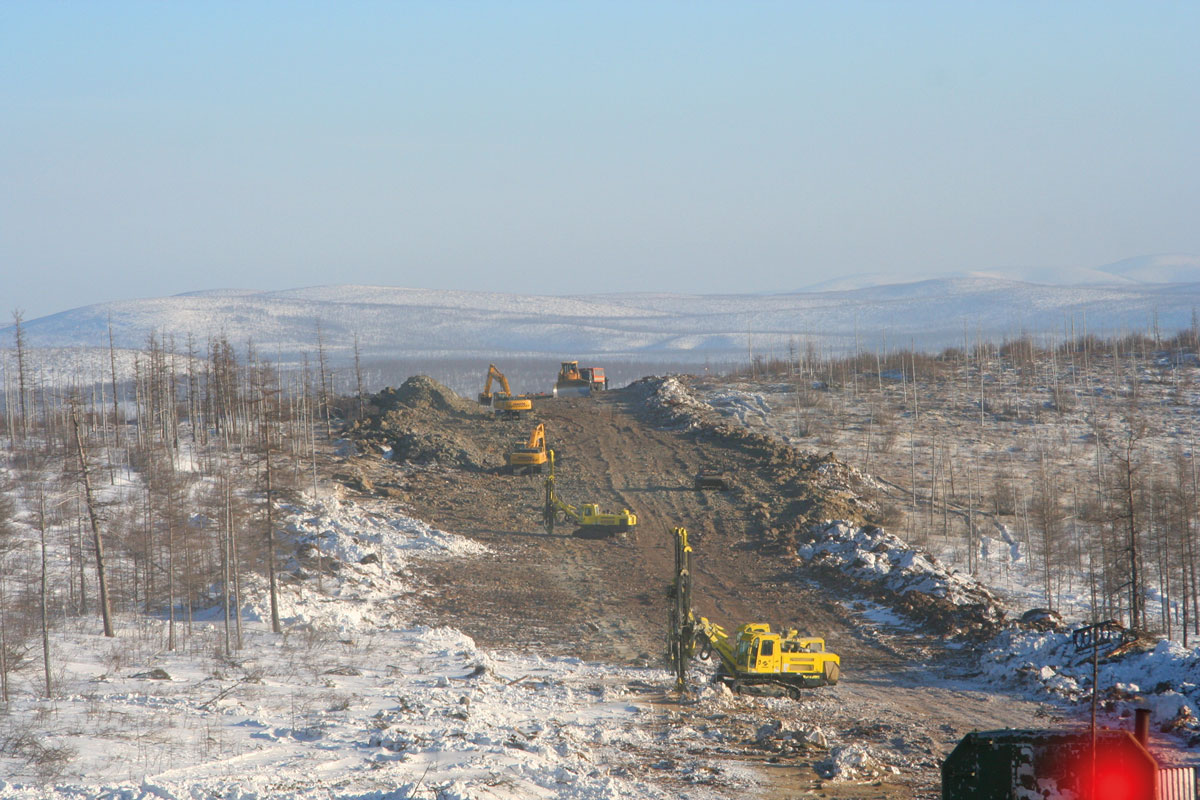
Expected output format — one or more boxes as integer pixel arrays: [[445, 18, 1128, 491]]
[[375, 376, 482, 416], [388, 428, 491, 471], [349, 376, 493, 472], [629, 375, 878, 536], [628, 375, 1014, 638]]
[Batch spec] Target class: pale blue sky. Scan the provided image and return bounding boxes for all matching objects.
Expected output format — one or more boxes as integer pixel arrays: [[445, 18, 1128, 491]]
[[3, 2, 1198, 318]]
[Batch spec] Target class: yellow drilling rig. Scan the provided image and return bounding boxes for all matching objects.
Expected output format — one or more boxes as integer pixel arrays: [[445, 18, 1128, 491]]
[[668, 527, 840, 697], [541, 450, 636, 536]]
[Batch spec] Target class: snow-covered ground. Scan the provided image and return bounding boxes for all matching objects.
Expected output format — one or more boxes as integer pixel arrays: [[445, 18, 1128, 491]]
[[0, 494, 699, 800], [688, 379, 1150, 625], [679, 376, 1200, 762]]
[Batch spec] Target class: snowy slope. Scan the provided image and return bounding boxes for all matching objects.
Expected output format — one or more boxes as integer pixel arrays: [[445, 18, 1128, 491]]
[[0, 492, 702, 800], [794, 253, 1200, 290], [7, 275, 1200, 369]]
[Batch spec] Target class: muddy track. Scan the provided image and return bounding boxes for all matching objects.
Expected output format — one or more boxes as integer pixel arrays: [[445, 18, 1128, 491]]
[[344, 382, 1068, 797], [377, 389, 900, 670]]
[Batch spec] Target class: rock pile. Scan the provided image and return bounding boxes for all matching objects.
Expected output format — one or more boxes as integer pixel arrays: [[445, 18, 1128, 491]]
[[797, 521, 1007, 638], [350, 376, 491, 471]]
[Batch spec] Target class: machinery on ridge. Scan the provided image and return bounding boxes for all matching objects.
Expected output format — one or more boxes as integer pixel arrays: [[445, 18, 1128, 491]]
[[553, 361, 607, 398], [505, 423, 549, 474], [668, 527, 840, 697], [541, 450, 636, 536], [478, 364, 532, 418]]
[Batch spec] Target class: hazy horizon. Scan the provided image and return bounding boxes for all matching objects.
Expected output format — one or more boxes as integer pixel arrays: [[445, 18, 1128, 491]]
[[4, 2, 1199, 319]]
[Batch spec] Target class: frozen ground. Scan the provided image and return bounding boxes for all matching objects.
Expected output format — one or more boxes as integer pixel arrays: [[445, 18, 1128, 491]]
[[688, 376, 1200, 763], [0, 493, 717, 800], [690, 376, 1161, 625]]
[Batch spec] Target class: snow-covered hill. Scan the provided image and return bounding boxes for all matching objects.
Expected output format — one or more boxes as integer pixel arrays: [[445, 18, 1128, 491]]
[[6, 261, 1200, 367], [795, 253, 1200, 291]]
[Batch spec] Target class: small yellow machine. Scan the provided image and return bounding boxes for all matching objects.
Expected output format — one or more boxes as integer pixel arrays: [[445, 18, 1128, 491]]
[[541, 450, 636, 535], [478, 364, 532, 418], [505, 423, 549, 474], [668, 527, 839, 696]]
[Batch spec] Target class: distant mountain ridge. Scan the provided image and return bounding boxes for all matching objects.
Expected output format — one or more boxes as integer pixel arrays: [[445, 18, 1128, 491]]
[[6, 256, 1200, 367], [794, 253, 1200, 292]]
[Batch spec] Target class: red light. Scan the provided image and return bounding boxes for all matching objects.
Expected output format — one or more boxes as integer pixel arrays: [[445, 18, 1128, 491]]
[[1092, 762, 1140, 800], [1058, 742, 1154, 800]]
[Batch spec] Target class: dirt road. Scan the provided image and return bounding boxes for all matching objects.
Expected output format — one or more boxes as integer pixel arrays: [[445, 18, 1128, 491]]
[[345, 380, 1065, 797]]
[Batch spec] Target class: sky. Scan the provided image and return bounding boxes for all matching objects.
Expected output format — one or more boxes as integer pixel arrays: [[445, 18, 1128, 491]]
[[2, 1, 1198, 319]]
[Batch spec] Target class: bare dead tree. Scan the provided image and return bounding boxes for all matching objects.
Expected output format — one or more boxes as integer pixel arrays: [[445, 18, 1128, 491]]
[[37, 491, 52, 698], [108, 317, 121, 449], [1093, 407, 1150, 629], [353, 329, 365, 422], [316, 322, 332, 438], [11, 310, 29, 442], [70, 402, 115, 637]]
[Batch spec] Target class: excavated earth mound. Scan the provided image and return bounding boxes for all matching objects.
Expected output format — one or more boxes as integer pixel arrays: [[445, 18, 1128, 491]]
[[351, 376, 493, 471], [635, 375, 1005, 638], [628, 375, 881, 537], [377, 375, 482, 416]]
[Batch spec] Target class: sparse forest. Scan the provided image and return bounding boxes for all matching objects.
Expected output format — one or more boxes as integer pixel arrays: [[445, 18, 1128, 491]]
[[7, 317, 1200, 702], [0, 319, 352, 709], [720, 324, 1200, 643], [6, 318, 1200, 794]]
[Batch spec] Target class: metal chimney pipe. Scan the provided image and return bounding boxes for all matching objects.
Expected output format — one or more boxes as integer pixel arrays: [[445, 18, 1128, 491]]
[[1134, 707, 1150, 747]]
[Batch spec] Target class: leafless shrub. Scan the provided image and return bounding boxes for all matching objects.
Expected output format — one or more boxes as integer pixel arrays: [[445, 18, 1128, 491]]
[[794, 385, 825, 409], [1050, 384, 1077, 413], [990, 470, 1016, 516], [0, 727, 77, 783], [816, 421, 840, 448], [875, 422, 898, 454], [324, 692, 355, 712], [871, 403, 897, 427], [101, 642, 129, 674]]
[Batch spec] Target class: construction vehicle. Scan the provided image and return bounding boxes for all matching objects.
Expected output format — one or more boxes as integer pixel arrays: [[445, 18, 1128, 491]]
[[477, 364, 532, 418], [505, 423, 549, 474], [541, 450, 636, 536], [669, 527, 840, 697], [553, 361, 607, 397]]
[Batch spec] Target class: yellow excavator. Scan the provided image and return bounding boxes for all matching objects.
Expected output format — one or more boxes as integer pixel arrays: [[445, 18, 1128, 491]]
[[541, 450, 636, 536], [505, 423, 549, 474], [478, 364, 532, 418], [668, 527, 840, 697]]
